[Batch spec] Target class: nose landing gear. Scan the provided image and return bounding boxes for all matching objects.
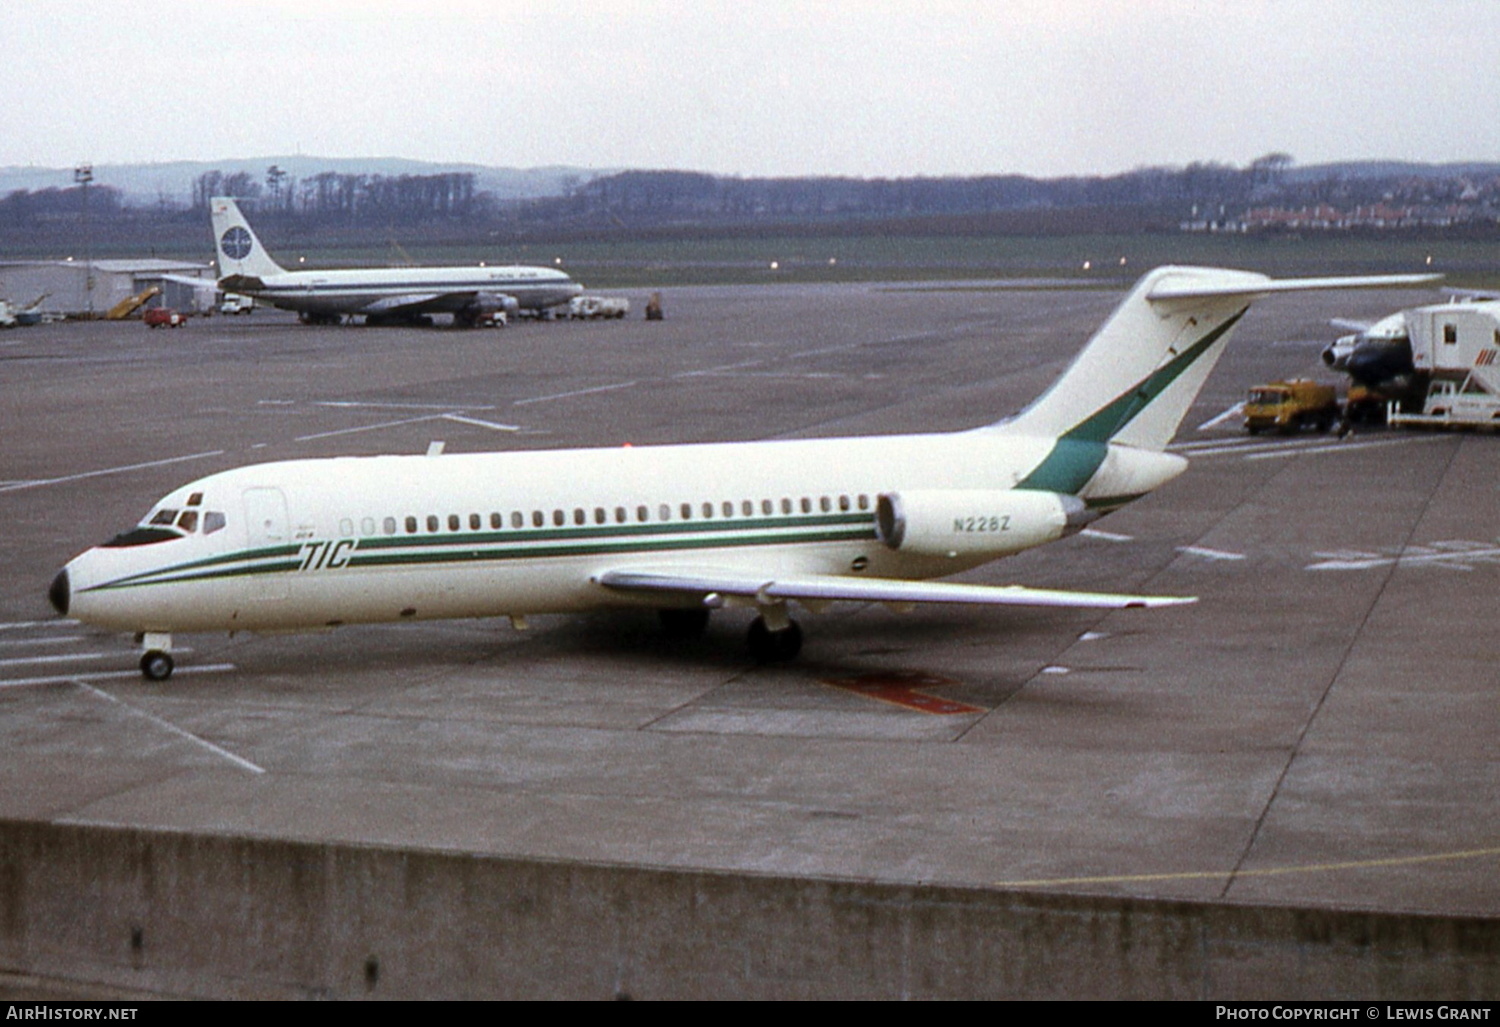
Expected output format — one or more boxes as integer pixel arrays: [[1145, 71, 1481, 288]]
[[135, 632, 175, 681]]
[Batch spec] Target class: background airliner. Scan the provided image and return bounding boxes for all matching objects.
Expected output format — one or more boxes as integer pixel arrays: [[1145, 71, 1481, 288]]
[[210, 196, 582, 325], [49, 266, 1436, 679]]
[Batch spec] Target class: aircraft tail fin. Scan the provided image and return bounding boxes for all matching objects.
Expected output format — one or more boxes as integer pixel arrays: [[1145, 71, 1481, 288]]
[[210, 196, 286, 280], [996, 266, 1439, 452]]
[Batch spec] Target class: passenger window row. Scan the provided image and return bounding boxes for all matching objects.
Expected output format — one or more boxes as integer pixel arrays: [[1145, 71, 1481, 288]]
[[337, 493, 873, 538]]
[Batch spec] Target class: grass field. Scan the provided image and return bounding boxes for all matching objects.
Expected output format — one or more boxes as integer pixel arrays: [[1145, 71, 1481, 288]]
[[10, 228, 1498, 291], [301, 232, 1499, 291]]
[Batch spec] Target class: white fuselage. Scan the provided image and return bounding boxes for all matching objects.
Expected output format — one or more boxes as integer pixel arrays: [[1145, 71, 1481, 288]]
[[243, 265, 582, 316], [57, 428, 1184, 635]]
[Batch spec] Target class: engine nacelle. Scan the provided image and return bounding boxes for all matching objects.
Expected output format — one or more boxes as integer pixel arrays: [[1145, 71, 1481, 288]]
[[457, 292, 521, 326], [875, 489, 1093, 559]]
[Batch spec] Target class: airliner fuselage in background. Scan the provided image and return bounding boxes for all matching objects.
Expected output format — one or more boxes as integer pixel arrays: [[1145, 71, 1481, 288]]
[[49, 266, 1438, 679], [210, 196, 581, 325]]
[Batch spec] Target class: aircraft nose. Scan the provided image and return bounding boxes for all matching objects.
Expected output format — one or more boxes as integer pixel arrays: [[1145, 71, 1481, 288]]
[[48, 568, 70, 616]]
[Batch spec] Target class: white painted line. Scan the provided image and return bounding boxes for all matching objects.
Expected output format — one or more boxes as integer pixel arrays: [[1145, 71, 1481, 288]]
[[440, 413, 521, 432], [1172, 437, 1322, 457], [0, 636, 86, 649], [315, 400, 498, 411], [1080, 528, 1134, 542], [0, 651, 130, 668], [294, 413, 447, 441], [0, 663, 237, 689], [1196, 403, 1245, 431], [1307, 542, 1500, 572], [0, 451, 225, 494], [0, 620, 79, 631], [513, 380, 639, 406], [0, 647, 193, 667], [1041, 666, 1070, 675], [673, 359, 766, 378], [1245, 436, 1447, 461], [1178, 545, 1246, 561], [74, 680, 265, 774]]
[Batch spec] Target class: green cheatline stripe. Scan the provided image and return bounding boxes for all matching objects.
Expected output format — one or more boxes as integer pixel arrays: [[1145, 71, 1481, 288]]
[[349, 527, 875, 569], [86, 560, 304, 592], [85, 543, 302, 591], [1017, 308, 1247, 494], [84, 520, 878, 593]]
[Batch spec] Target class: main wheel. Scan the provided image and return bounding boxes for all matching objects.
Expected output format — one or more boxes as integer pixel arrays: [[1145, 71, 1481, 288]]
[[659, 608, 710, 638], [140, 650, 174, 682], [747, 617, 803, 662]]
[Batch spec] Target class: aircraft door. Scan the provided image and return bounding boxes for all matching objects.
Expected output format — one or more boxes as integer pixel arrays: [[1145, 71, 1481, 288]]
[[242, 486, 290, 601]]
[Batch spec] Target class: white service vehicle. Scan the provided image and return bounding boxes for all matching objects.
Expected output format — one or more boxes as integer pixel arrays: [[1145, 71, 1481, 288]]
[[219, 293, 255, 315], [568, 295, 630, 319]]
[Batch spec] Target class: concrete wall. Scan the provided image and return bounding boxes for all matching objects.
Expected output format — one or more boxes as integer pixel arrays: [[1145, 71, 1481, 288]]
[[1, 821, 1496, 1000]]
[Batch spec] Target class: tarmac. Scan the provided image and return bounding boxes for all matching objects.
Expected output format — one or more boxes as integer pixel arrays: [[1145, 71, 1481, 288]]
[[2, 278, 1497, 994]]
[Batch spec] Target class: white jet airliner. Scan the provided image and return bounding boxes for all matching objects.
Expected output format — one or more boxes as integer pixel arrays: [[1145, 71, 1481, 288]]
[[49, 266, 1435, 679], [209, 196, 582, 325]]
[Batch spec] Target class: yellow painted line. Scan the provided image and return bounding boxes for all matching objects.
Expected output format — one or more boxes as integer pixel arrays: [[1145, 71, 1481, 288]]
[[992, 846, 1500, 889]]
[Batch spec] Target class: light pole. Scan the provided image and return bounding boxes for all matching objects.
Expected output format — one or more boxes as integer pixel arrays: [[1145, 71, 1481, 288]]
[[74, 164, 93, 318]]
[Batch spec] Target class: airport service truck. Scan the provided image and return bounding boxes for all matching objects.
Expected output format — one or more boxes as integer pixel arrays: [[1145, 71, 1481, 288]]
[[1243, 379, 1339, 434], [568, 295, 630, 320]]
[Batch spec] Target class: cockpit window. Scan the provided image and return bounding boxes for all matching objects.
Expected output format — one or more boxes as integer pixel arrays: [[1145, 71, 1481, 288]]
[[101, 527, 183, 548], [203, 511, 226, 535], [149, 509, 179, 526], [176, 510, 199, 533]]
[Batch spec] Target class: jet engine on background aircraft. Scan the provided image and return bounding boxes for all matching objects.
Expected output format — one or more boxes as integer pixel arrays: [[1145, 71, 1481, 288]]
[[456, 292, 520, 327], [875, 489, 1092, 560], [1323, 312, 1420, 395]]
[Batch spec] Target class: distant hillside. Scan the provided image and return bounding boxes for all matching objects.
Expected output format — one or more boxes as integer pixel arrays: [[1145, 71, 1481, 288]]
[[1290, 160, 1500, 182], [0, 157, 610, 207]]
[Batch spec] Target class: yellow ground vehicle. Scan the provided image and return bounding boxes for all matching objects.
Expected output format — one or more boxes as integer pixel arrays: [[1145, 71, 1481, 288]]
[[1244, 379, 1339, 434]]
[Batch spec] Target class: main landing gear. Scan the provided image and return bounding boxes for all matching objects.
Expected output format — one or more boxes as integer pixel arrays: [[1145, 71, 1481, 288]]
[[656, 607, 804, 661], [747, 616, 802, 662]]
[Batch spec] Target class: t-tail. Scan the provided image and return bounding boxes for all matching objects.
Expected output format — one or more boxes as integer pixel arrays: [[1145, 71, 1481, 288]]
[[211, 196, 286, 282], [988, 266, 1440, 507]]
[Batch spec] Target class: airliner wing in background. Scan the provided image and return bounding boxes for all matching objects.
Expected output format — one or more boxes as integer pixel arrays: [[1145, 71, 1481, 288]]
[[360, 294, 448, 315], [594, 568, 1195, 610]]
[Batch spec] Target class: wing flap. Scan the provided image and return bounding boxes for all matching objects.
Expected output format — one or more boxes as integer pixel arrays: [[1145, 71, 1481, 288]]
[[595, 569, 1194, 610], [360, 293, 451, 314]]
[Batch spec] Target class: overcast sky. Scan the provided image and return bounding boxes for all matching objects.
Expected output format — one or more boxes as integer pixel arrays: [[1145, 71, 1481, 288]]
[[3, 0, 1498, 179]]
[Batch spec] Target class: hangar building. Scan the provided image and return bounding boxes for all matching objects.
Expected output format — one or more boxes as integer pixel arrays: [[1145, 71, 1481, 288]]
[[0, 258, 215, 318]]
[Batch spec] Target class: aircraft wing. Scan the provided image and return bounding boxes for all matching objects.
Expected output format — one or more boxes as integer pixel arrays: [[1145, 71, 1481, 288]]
[[160, 274, 218, 291], [594, 569, 1195, 610], [359, 294, 449, 314]]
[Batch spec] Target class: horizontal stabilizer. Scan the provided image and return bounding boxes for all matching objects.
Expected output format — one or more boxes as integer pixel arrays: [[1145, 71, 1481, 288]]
[[595, 568, 1195, 610], [1147, 270, 1440, 304], [218, 274, 267, 293]]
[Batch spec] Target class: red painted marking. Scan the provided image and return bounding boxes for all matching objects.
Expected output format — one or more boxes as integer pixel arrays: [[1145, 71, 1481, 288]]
[[821, 670, 983, 715]]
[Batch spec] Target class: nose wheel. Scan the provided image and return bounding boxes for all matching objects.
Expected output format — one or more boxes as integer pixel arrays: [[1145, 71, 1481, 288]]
[[140, 650, 175, 681], [136, 632, 175, 681]]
